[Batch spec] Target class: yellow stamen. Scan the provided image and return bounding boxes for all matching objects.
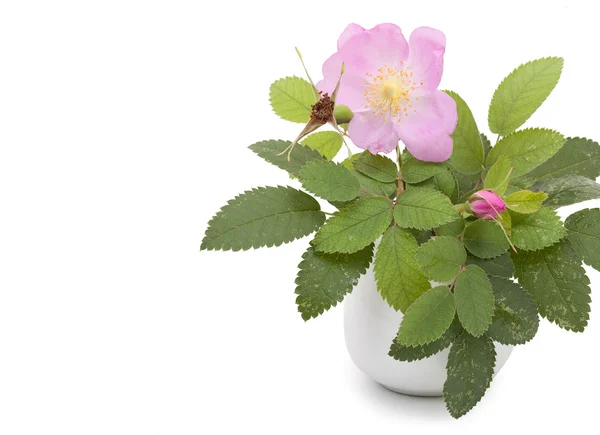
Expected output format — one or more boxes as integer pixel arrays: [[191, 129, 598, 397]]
[[363, 63, 423, 122]]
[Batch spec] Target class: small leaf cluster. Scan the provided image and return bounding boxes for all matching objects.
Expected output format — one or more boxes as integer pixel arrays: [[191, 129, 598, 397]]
[[201, 59, 600, 419]]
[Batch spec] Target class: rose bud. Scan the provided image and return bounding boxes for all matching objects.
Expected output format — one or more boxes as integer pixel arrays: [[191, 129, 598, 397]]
[[468, 190, 506, 220]]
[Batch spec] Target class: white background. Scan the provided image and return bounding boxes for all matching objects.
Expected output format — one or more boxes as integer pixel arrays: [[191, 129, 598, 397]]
[[1, 0, 599, 433]]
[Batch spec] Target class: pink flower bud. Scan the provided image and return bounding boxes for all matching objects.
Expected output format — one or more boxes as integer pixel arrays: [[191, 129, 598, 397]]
[[468, 190, 506, 220]]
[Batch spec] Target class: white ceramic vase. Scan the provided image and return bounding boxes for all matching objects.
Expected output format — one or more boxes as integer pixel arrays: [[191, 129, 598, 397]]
[[344, 265, 514, 397]]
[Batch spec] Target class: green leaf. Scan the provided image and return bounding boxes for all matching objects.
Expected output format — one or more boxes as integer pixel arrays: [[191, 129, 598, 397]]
[[565, 208, 600, 271], [298, 160, 360, 202], [488, 57, 563, 136], [444, 333, 496, 419], [454, 265, 495, 337], [341, 152, 361, 170], [394, 188, 459, 230], [466, 254, 514, 278], [409, 228, 434, 245], [402, 158, 445, 183], [525, 137, 600, 181], [486, 128, 565, 178], [533, 175, 600, 208], [435, 218, 465, 238], [409, 168, 457, 199], [301, 131, 343, 160], [481, 133, 492, 158], [313, 197, 393, 254], [484, 156, 512, 195], [396, 286, 456, 347], [513, 241, 591, 332], [454, 170, 482, 201], [446, 91, 485, 174], [389, 319, 461, 362], [248, 139, 323, 177], [504, 190, 548, 214], [269, 76, 317, 123], [511, 207, 566, 251], [353, 153, 398, 183], [416, 237, 467, 282], [486, 277, 539, 345], [201, 186, 325, 251], [295, 245, 373, 320], [463, 220, 509, 259], [374, 226, 431, 312], [353, 171, 396, 198]]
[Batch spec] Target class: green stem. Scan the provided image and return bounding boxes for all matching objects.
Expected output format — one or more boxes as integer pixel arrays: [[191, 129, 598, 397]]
[[395, 145, 405, 197]]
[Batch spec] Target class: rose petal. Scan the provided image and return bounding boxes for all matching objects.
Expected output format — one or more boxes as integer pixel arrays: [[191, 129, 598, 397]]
[[396, 90, 457, 162], [316, 53, 369, 112], [348, 111, 399, 154], [337, 23, 365, 50], [406, 27, 446, 91], [338, 23, 409, 74]]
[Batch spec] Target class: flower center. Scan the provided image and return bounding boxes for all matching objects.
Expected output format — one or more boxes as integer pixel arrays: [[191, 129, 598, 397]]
[[364, 64, 423, 122]]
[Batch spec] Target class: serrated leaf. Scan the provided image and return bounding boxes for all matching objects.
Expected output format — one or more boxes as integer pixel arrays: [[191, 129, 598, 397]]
[[481, 133, 492, 158], [446, 91, 485, 174], [295, 245, 373, 320], [504, 190, 547, 214], [455, 265, 494, 337], [565, 208, 600, 271], [389, 319, 461, 362], [513, 241, 591, 332], [463, 220, 509, 259], [435, 218, 465, 237], [374, 226, 431, 312], [466, 253, 514, 278], [312, 197, 393, 254], [408, 228, 434, 245], [526, 137, 600, 181], [486, 128, 565, 178], [394, 188, 459, 230], [444, 333, 496, 419], [486, 277, 539, 345], [533, 175, 600, 208], [248, 139, 324, 177], [298, 160, 360, 202], [341, 152, 364, 170], [353, 153, 398, 183], [353, 171, 397, 198], [201, 186, 325, 251], [301, 131, 343, 160], [453, 170, 482, 201], [269, 76, 317, 123], [511, 207, 567, 251], [402, 157, 446, 183], [488, 57, 563, 136], [396, 286, 456, 347], [484, 156, 512, 195], [416, 237, 467, 282], [409, 168, 457, 199]]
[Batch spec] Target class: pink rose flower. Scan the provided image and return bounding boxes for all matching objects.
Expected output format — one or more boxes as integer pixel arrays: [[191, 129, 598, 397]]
[[317, 23, 458, 162], [469, 190, 507, 220]]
